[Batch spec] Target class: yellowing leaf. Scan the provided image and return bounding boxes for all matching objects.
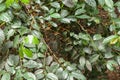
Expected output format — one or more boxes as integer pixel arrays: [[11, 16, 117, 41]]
[[110, 38, 118, 45]]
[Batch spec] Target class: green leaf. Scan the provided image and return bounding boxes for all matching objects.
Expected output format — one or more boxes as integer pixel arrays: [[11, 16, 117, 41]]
[[23, 35, 40, 45], [14, 69, 23, 80], [13, 35, 19, 48], [12, 2, 21, 10], [0, 29, 5, 44], [79, 33, 90, 41], [38, 53, 45, 58], [61, 10, 69, 17], [61, 18, 71, 23], [11, 20, 21, 28], [18, 27, 30, 36], [55, 68, 63, 79], [104, 51, 114, 59], [93, 34, 102, 40], [50, 21, 58, 27], [75, 9, 86, 15], [50, 2, 60, 9], [76, 15, 90, 19], [106, 60, 118, 71], [116, 56, 120, 65], [50, 13, 61, 18], [7, 29, 15, 40], [71, 71, 86, 80], [21, 0, 30, 4], [103, 35, 118, 44], [0, 3, 6, 12], [23, 47, 33, 58], [35, 69, 44, 79], [67, 75, 74, 80], [62, 70, 68, 79], [46, 56, 53, 65], [115, 2, 120, 6], [7, 55, 19, 66], [19, 44, 24, 58], [83, 47, 92, 54], [23, 72, 36, 80], [85, 0, 96, 8], [65, 46, 73, 52], [89, 54, 99, 63], [79, 56, 86, 68], [98, 0, 105, 6], [62, 0, 74, 8], [86, 60, 92, 71], [0, 12, 13, 22], [5, 63, 15, 74], [47, 73, 58, 80], [32, 22, 40, 30], [0, 0, 4, 3], [1, 73, 10, 80], [5, 0, 14, 7], [105, 0, 114, 8], [32, 36, 40, 45], [23, 60, 40, 68]]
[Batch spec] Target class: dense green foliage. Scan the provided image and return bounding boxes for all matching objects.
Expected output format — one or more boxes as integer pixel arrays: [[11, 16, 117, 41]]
[[0, 0, 120, 80]]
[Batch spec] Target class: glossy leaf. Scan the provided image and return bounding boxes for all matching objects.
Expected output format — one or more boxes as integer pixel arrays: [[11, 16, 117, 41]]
[[0, 12, 13, 22], [75, 9, 86, 15], [85, 0, 96, 8], [50, 2, 60, 9], [105, 0, 114, 8], [62, 0, 74, 8], [50, 13, 61, 18], [1, 73, 10, 80], [61, 10, 69, 17], [23, 72, 36, 80], [23, 35, 40, 45], [23, 47, 33, 58], [47, 73, 58, 80], [79, 56, 86, 68]]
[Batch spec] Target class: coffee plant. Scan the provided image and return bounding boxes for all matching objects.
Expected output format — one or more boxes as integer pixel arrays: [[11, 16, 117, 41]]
[[0, 0, 120, 80]]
